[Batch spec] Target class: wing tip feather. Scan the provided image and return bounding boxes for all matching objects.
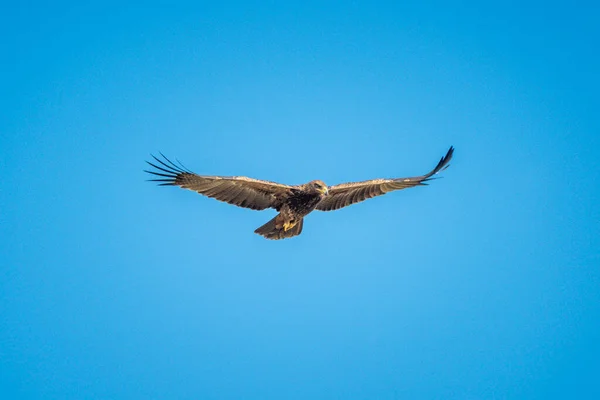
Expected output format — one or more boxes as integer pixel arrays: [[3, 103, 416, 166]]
[[145, 153, 192, 185]]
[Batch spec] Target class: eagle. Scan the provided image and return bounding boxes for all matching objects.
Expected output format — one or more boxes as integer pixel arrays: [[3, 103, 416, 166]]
[[145, 146, 454, 240]]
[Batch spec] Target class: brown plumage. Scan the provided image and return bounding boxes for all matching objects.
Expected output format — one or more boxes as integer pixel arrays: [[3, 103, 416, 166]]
[[145, 146, 454, 240]]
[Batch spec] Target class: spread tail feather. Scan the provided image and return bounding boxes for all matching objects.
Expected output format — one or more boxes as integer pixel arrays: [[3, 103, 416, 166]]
[[255, 215, 304, 240]]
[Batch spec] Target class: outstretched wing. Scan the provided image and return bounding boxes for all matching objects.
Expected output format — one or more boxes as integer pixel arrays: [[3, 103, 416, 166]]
[[145, 154, 293, 210], [316, 146, 454, 211]]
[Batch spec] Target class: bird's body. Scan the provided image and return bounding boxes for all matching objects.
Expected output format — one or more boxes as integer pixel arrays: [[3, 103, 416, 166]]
[[145, 147, 454, 240], [255, 180, 328, 239]]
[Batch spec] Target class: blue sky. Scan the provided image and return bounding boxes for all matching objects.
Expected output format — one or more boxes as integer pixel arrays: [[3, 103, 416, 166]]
[[1, 1, 599, 399]]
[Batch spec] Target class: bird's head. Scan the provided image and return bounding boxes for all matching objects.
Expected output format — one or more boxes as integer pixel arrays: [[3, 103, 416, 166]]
[[309, 180, 329, 196]]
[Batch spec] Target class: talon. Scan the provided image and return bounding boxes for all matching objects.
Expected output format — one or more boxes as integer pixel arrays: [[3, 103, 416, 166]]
[[283, 221, 296, 231]]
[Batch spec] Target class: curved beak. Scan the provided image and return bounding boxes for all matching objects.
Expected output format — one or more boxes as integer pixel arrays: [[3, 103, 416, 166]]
[[320, 186, 329, 195]]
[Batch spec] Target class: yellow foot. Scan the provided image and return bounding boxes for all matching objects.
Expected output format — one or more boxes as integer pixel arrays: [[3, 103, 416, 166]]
[[283, 220, 297, 231]]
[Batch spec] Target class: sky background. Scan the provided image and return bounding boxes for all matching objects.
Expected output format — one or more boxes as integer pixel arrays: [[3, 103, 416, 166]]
[[1, 1, 599, 399]]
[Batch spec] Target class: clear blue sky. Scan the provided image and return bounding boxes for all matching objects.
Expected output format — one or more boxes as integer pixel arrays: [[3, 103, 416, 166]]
[[1, 1, 599, 399]]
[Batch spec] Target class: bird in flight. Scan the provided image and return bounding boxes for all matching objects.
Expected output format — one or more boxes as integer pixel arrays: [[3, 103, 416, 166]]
[[145, 146, 454, 240]]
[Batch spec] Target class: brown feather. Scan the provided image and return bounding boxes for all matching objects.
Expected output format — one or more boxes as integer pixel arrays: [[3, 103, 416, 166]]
[[145, 154, 292, 211], [255, 216, 304, 240], [316, 146, 454, 211]]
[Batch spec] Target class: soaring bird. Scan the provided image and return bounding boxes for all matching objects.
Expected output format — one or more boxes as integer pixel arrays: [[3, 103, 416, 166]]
[[145, 146, 454, 240]]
